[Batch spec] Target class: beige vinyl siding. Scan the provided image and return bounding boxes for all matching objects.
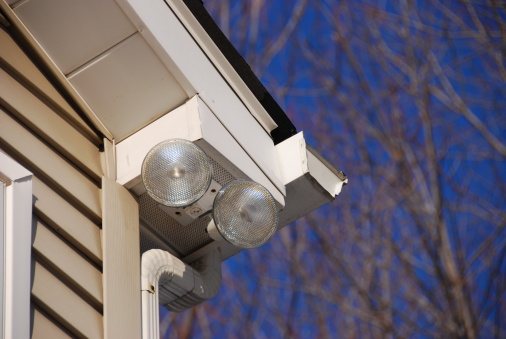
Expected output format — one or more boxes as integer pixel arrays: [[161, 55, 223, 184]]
[[32, 219, 103, 311], [0, 109, 101, 222], [32, 262, 103, 338], [0, 68, 102, 182], [0, 28, 101, 145], [0, 28, 104, 337], [32, 177, 102, 265], [31, 305, 73, 339]]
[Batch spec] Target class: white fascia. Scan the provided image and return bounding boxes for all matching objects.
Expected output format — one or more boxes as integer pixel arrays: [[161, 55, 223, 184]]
[[115, 0, 284, 202], [275, 131, 348, 227], [276, 132, 348, 195], [160, 0, 278, 132], [0, 151, 33, 339], [115, 0, 277, 134]]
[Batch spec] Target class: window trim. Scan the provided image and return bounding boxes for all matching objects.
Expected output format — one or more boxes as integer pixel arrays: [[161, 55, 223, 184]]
[[0, 151, 32, 339]]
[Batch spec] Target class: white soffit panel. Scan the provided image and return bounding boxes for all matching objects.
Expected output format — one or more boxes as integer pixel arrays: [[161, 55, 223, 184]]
[[116, 96, 285, 206], [12, 0, 137, 75], [115, 0, 285, 196], [68, 33, 188, 140]]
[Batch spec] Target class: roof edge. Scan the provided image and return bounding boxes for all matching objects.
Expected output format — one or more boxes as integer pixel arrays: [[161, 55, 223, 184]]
[[181, 0, 297, 144]]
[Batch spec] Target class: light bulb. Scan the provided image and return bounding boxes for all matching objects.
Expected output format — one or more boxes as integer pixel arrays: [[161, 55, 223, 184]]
[[212, 180, 278, 248], [142, 139, 212, 207]]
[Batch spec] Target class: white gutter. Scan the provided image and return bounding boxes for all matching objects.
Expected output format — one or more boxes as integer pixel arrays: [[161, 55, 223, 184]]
[[141, 249, 222, 339]]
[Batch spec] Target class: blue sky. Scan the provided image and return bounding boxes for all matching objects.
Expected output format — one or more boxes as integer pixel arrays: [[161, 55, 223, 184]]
[[160, 1, 506, 337]]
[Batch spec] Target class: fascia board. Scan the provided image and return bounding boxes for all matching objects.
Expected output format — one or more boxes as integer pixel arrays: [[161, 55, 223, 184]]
[[115, 0, 285, 198], [116, 96, 285, 206], [275, 131, 309, 185], [195, 97, 285, 204], [276, 132, 347, 195], [161, 0, 278, 133], [275, 132, 347, 226], [307, 147, 347, 197]]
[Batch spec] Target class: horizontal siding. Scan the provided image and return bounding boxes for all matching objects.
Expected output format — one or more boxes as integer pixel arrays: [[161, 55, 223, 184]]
[[1, 28, 105, 337], [32, 261, 104, 339], [0, 68, 102, 182], [0, 28, 101, 145], [32, 218, 103, 310], [31, 305, 72, 339], [0, 109, 102, 222], [33, 177, 102, 265]]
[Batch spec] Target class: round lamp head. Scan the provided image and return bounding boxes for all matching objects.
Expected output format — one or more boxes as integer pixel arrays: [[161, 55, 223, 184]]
[[212, 180, 278, 249], [141, 139, 212, 207]]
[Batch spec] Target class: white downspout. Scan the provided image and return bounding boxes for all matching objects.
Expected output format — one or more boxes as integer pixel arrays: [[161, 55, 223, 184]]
[[141, 248, 222, 339]]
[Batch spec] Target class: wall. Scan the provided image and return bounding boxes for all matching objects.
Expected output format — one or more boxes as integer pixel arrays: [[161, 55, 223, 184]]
[[0, 26, 104, 338]]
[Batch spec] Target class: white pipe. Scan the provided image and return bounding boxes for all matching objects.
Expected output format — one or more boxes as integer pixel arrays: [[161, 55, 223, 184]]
[[141, 248, 222, 339]]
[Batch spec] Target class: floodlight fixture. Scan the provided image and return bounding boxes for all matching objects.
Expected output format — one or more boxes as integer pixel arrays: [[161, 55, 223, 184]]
[[141, 139, 212, 208], [207, 180, 278, 249], [141, 138, 279, 249]]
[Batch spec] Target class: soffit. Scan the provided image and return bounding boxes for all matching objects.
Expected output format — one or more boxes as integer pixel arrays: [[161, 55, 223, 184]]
[[4, 0, 296, 143], [8, 0, 188, 141]]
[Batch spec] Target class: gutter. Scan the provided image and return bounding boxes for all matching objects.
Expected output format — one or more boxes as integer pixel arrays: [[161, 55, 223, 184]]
[[165, 0, 297, 143]]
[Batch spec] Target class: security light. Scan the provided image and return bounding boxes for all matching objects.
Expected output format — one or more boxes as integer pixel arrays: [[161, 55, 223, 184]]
[[121, 97, 347, 320], [141, 139, 212, 208], [126, 109, 346, 319], [141, 139, 279, 249], [207, 180, 278, 249]]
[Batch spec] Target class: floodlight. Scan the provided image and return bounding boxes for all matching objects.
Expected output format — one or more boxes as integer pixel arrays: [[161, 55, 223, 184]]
[[208, 180, 278, 249], [141, 139, 212, 208]]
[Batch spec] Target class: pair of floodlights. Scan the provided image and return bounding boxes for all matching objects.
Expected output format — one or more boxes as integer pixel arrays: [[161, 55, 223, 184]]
[[142, 139, 278, 249]]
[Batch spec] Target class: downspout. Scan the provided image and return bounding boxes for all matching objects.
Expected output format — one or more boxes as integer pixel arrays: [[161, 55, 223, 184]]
[[141, 248, 222, 339]]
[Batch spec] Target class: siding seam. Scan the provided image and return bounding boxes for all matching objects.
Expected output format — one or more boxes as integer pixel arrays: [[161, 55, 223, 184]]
[[0, 56, 102, 146]]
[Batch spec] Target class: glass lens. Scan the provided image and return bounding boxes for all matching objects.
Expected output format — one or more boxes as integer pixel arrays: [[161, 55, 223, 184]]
[[142, 139, 212, 207], [213, 180, 278, 248]]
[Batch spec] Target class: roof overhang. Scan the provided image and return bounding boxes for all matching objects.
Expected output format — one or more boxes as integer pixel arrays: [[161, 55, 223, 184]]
[[116, 96, 347, 261], [1, 0, 294, 142], [1, 0, 347, 261]]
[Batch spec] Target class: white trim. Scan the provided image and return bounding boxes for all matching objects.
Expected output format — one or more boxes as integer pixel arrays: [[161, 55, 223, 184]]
[[0, 151, 33, 339], [101, 177, 141, 339], [162, 0, 278, 132], [115, 0, 284, 203], [275, 132, 347, 193], [0, 181, 4, 338], [141, 249, 221, 339], [116, 95, 286, 205]]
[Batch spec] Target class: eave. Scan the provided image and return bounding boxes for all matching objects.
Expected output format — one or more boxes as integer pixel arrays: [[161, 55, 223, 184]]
[[0, 0, 296, 144], [1, 0, 347, 262]]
